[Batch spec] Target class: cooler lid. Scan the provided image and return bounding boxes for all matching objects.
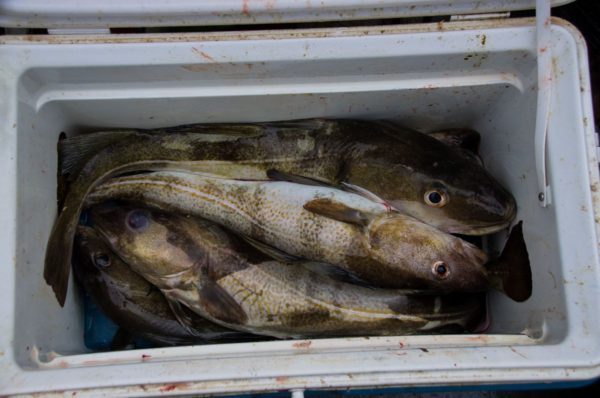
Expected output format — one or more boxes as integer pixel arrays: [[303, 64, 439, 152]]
[[0, 0, 574, 29]]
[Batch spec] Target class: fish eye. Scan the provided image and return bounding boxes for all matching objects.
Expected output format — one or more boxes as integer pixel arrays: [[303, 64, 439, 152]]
[[127, 210, 149, 231], [424, 190, 447, 208], [432, 261, 449, 278], [93, 253, 111, 268]]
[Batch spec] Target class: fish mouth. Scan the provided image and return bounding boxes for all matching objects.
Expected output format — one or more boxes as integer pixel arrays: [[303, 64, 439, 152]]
[[447, 219, 514, 236], [446, 199, 517, 236]]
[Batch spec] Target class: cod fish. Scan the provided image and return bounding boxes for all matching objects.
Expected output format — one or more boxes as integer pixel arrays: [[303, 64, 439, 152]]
[[90, 203, 487, 338], [89, 172, 530, 301], [47, 119, 516, 305], [73, 225, 257, 346]]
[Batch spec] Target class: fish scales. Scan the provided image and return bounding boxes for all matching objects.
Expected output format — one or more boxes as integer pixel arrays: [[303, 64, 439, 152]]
[[48, 119, 516, 305], [93, 174, 379, 267], [90, 204, 487, 338]]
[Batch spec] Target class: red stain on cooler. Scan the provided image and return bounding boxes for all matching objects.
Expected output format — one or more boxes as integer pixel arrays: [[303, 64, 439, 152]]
[[292, 340, 312, 348]]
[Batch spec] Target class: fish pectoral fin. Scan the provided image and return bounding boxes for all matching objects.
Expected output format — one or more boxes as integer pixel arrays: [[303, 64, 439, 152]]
[[58, 130, 139, 210], [241, 235, 302, 263], [487, 221, 532, 302], [301, 262, 374, 288], [303, 198, 370, 227], [110, 328, 135, 350], [266, 169, 334, 188], [195, 280, 249, 326], [162, 292, 211, 338]]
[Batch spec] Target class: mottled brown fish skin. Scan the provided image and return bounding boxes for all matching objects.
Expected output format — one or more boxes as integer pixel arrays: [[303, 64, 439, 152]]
[[216, 261, 486, 337], [73, 225, 252, 345], [90, 203, 486, 338], [47, 121, 343, 305], [48, 119, 515, 305], [339, 121, 516, 234], [89, 174, 491, 293]]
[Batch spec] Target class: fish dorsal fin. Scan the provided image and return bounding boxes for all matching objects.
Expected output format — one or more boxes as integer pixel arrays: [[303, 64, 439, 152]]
[[240, 235, 302, 263], [266, 169, 333, 188], [304, 198, 371, 227], [339, 182, 391, 208], [487, 221, 532, 302], [427, 128, 481, 154]]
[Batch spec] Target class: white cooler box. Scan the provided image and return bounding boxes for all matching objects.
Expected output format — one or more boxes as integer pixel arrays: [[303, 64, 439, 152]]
[[1, 0, 599, 396]]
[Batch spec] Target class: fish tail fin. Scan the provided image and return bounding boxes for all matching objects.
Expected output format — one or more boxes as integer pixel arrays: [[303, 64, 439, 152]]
[[44, 211, 80, 307], [487, 221, 532, 302], [58, 131, 138, 209], [59, 131, 137, 180]]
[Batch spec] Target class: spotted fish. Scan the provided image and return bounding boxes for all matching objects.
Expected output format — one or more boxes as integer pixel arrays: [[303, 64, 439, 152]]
[[46, 119, 516, 305], [89, 172, 530, 301], [90, 203, 487, 338], [73, 225, 258, 346]]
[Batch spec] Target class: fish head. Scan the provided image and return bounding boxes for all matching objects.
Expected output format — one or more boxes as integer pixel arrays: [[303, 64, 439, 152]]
[[348, 125, 516, 235], [73, 225, 115, 278], [89, 202, 209, 279], [389, 169, 517, 236], [367, 213, 490, 291], [72, 225, 137, 292]]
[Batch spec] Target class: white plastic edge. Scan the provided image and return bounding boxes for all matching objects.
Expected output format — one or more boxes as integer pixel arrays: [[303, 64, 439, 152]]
[[0, 0, 575, 29], [535, 0, 552, 207]]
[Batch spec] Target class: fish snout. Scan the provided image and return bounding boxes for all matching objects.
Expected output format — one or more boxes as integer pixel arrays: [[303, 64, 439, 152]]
[[441, 241, 490, 292], [479, 184, 517, 228]]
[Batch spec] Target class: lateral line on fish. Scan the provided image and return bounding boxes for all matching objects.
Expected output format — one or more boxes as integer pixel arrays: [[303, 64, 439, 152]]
[[98, 177, 278, 238], [189, 156, 328, 166], [239, 266, 421, 322]]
